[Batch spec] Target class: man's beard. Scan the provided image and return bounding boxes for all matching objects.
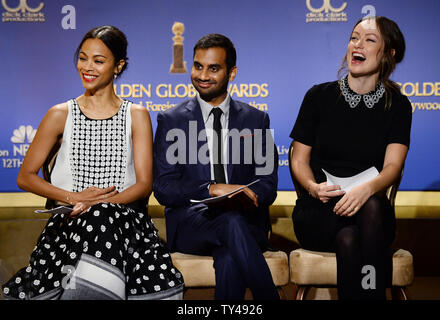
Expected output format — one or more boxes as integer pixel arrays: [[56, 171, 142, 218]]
[[192, 78, 229, 103]]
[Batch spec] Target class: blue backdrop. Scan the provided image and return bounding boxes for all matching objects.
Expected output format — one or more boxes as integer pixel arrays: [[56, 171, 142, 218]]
[[1, 0, 439, 192]]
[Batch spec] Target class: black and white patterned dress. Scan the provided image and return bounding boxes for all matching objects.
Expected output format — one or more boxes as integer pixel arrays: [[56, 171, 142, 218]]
[[2, 99, 184, 300]]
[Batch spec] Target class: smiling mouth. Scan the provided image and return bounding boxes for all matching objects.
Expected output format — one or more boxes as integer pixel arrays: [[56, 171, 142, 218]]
[[83, 74, 98, 82], [352, 52, 366, 62], [196, 80, 215, 88]]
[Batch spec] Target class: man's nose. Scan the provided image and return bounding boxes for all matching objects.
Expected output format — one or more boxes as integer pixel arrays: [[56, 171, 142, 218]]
[[199, 68, 209, 80]]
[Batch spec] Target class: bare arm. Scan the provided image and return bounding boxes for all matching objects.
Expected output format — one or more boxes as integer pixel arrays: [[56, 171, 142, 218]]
[[291, 141, 344, 202], [17, 104, 118, 208], [334, 143, 408, 216], [370, 143, 408, 194], [17, 104, 73, 202]]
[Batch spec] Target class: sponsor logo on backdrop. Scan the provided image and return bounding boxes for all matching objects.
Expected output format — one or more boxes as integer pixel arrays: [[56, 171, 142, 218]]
[[305, 0, 348, 23], [398, 82, 440, 113], [0, 125, 36, 168], [11, 124, 36, 143], [2, 0, 45, 22]]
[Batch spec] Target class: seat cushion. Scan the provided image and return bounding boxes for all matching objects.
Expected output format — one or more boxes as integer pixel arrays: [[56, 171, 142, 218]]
[[289, 248, 414, 286], [290, 249, 337, 285], [263, 251, 290, 286], [171, 250, 289, 287], [171, 253, 216, 287], [392, 249, 414, 286]]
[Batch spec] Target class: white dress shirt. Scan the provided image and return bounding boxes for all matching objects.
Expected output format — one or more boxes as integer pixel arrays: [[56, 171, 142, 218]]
[[197, 93, 230, 184]]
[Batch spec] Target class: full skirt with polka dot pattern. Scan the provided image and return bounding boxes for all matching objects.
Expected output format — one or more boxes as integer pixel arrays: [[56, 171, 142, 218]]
[[2, 202, 184, 300]]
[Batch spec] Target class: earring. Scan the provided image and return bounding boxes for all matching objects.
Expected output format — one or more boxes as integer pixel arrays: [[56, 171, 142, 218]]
[[114, 73, 118, 79]]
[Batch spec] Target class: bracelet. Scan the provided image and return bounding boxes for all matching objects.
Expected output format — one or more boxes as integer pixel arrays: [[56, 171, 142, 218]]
[[66, 193, 73, 205]]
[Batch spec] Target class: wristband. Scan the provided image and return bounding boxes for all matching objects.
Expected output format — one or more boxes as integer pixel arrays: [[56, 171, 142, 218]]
[[66, 193, 73, 205]]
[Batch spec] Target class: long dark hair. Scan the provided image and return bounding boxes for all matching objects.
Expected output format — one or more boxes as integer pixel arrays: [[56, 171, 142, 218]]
[[74, 25, 129, 78], [338, 16, 406, 109]]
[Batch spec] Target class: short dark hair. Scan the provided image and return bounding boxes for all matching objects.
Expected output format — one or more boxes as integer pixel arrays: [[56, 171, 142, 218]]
[[74, 25, 129, 78], [193, 34, 236, 72]]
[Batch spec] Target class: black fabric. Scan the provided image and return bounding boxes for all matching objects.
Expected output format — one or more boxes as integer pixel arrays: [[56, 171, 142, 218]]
[[292, 194, 395, 300], [289, 80, 410, 300], [211, 107, 226, 184], [290, 80, 412, 194]]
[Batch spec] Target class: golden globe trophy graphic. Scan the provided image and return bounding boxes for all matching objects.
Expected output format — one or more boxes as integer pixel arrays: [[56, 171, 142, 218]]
[[170, 22, 187, 73]]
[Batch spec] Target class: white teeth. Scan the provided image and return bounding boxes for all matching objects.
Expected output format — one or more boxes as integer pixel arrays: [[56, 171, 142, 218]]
[[84, 75, 97, 79], [353, 53, 365, 59]]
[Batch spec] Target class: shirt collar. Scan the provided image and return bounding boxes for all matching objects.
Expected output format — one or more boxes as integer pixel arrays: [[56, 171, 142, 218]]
[[197, 92, 230, 123]]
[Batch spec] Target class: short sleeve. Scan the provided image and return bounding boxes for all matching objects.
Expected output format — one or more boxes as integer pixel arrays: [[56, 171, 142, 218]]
[[289, 86, 319, 146], [387, 93, 412, 148]]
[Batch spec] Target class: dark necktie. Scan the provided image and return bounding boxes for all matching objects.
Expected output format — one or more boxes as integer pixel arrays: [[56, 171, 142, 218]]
[[210, 108, 226, 184]]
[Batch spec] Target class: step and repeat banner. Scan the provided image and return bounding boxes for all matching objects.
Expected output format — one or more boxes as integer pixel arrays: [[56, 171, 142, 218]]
[[0, 0, 439, 191]]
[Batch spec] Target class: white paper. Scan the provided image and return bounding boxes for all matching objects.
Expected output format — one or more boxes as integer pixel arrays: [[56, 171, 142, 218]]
[[35, 206, 73, 215], [322, 167, 379, 192], [190, 179, 260, 205]]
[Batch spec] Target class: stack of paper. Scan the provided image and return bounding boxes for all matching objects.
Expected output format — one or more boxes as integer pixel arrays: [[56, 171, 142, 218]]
[[322, 167, 379, 192]]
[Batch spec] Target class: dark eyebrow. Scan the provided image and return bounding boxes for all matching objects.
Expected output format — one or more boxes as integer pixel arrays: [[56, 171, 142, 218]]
[[365, 33, 379, 38], [193, 61, 222, 69], [208, 64, 222, 69], [79, 51, 107, 59]]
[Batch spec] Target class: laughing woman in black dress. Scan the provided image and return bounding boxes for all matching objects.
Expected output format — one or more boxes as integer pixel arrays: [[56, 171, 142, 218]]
[[290, 16, 412, 299], [2, 26, 184, 300]]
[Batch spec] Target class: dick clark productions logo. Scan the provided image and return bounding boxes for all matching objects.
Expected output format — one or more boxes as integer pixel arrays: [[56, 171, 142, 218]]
[[2, 0, 45, 22], [305, 0, 348, 23]]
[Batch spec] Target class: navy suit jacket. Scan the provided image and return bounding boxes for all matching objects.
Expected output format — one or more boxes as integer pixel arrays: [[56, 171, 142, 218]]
[[153, 98, 278, 250]]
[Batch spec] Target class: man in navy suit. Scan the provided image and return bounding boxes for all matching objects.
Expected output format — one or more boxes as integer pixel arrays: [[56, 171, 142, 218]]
[[153, 34, 279, 300]]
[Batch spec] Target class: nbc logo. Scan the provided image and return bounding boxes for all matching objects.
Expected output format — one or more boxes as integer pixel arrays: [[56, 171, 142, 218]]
[[11, 125, 36, 144], [10, 125, 36, 157], [1, 125, 36, 168]]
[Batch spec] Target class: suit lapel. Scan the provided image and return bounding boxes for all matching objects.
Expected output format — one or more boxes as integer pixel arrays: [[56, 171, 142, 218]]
[[185, 99, 210, 180], [227, 99, 243, 180]]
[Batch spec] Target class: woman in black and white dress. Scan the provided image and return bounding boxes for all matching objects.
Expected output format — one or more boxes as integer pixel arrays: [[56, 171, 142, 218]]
[[2, 26, 184, 300]]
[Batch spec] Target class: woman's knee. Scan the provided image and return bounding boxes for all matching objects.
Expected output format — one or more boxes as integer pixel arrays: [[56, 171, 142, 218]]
[[357, 195, 389, 226], [335, 227, 359, 253], [362, 195, 383, 212]]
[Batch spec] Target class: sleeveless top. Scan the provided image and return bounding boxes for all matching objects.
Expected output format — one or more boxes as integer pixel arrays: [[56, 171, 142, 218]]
[[51, 98, 136, 192]]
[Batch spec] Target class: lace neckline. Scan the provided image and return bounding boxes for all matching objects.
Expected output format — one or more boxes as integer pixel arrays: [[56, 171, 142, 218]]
[[338, 76, 385, 109]]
